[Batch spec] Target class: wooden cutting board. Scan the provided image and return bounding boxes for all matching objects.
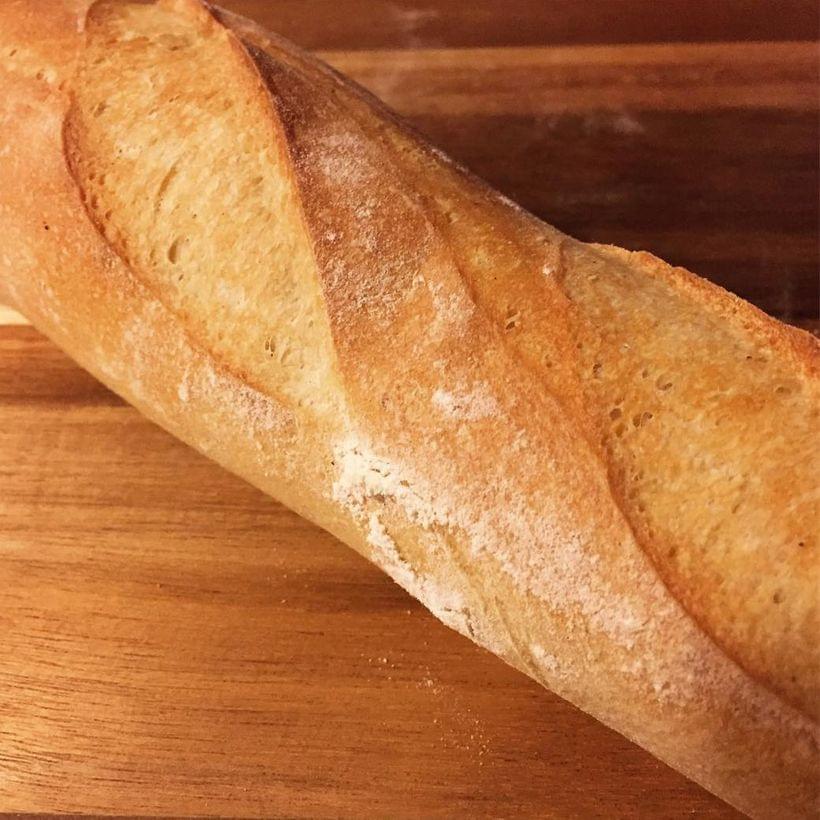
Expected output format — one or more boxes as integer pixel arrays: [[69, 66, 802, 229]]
[[1, 2, 817, 816]]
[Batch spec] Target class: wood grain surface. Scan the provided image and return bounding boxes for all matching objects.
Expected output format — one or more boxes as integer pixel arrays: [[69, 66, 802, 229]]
[[1, 1, 817, 816]]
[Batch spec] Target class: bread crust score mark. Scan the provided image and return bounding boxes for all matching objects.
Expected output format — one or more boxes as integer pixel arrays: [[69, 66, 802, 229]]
[[217, 4, 820, 721]]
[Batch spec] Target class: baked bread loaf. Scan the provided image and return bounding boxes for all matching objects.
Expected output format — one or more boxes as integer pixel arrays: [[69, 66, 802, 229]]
[[1, 1, 817, 815]]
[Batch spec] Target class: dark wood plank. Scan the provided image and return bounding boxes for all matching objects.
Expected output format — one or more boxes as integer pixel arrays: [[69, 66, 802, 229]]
[[222, 0, 820, 50]]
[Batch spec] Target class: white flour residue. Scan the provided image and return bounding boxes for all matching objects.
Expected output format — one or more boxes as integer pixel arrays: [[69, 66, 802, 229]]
[[427, 279, 473, 336], [540, 111, 644, 136], [36, 282, 64, 331], [334, 434, 475, 640], [199, 361, 286, 433], [432, 382, 500, 422], [531, 643, 560, 674], [177, 378, 189, 403], [113, 299, 165, 400], [313, 130, 373, 189], [366, 511, 470, 636], [366, 511, 396, 554], [328, 431, 817, 740], [112, 298, 289, 438], [331, 433, 655, 662], [332, 434, 441, 529], [610, 112, 645, 135]]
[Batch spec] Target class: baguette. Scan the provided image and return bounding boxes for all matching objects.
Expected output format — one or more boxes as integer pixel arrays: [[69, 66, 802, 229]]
[[0, 1, 817, 815]]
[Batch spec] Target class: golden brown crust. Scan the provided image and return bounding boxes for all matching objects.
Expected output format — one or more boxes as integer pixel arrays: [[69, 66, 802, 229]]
[[1, 2, 818, 817], [221, 4, 819, 721]]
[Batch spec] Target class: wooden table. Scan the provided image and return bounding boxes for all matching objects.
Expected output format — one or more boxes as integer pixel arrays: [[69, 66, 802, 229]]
[[1, 2, 817, 816]]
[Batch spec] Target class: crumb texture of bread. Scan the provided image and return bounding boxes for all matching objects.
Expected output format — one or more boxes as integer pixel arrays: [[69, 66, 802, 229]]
[[0, 2, 818, 818], [67, 0, 346, 421]]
